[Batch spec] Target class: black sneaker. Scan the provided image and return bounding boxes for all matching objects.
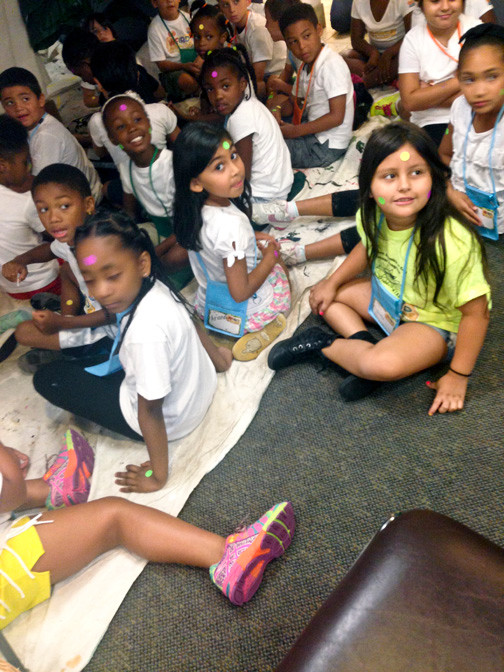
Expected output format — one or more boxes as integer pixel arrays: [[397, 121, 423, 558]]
[[30, 292, 61, 312], [339, 374, 382, 401], [18, 348, 63, 374], [267, 327, 336, 371]]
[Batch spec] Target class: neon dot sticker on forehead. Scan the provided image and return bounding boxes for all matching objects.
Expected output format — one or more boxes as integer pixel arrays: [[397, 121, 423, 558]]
[[400, 151, 410, 162], [199, 24, 204, 29], [119, 104, 127, 111], [83, 255, 97, 266], [378, 197, 386, 205], [211, 70, 218, 78], [222, 141, 231, 150]]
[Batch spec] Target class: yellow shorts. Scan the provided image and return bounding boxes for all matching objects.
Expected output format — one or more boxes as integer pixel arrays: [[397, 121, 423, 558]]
[[0, 517, 51, 629]]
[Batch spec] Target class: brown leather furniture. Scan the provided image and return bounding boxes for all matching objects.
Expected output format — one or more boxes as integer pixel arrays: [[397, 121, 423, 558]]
[[276, 509, 504, 672]]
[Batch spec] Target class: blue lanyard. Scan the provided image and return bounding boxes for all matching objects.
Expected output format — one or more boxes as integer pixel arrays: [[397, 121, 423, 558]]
[[372, 213, 416, 302], [463, 103, 504, 196], [29, 112, 47, 141]]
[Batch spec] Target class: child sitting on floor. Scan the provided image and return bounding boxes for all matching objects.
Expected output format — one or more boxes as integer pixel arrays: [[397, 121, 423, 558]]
[[173, 122, 290, 362], [0, 436, 294, 628], [268, 122, 491, 413], [61, 28, 102, 109], [343, 0, 413, 88], [0, 67, 102, 203], [200, 47, 294, 216], [218, 0, 287, 99], [148, 0, 200, 102], [439, 23, 504, 239], [0, 116, 59, 302], [278, 3, 355, 169]]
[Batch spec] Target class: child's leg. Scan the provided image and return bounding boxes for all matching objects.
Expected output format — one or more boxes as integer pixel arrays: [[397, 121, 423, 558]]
[[15, 320, 61, 350], [33, 497, 226, 584], [23, 479, 50, 508], [155, 235, 190, 271], [193, 320, 232, 372], [342, 50, 367, 78]]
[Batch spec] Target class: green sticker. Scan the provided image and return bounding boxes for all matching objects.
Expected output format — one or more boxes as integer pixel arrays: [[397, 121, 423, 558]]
[[378, 197, 385, 205], [222, 141, 231, 150], [145, 469, 153, 478], [445, 128, 450, 135]]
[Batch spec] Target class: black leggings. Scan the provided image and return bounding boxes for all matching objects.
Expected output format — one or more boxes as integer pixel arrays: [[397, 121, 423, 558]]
[[331, 189, 360, 218], [33, 360, 143, 441]]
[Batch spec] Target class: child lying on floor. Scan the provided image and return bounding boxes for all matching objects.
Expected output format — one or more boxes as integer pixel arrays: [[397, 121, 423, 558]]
[[0, 435, 295, 629]]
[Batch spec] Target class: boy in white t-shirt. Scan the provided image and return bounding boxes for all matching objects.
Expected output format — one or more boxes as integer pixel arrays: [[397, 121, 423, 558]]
[[278, 3, 354, 168], [0, 67, 102, 204], [148, 0, 199, 101], [0, 116, 59, 301], [343, 0, 413, 88], [219, 0, 286, 98]]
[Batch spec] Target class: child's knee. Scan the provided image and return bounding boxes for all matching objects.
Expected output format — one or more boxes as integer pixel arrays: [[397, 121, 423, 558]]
[[361, 348, 406, 381], [15, 320, 33, 345]]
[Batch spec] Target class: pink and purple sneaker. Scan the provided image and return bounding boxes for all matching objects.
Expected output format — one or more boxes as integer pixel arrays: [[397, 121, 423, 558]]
[[210, 501, 295, 606], [42, 429, 94, 510]]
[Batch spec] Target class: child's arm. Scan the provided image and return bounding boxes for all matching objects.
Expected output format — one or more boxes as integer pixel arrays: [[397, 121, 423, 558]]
[[266, 63, 294, 96], [350, 17, 380, 67], [376, 14, 411, 83], [224, 239, 280, 303], [2, 243, 56, 283], [399, 73, 460, 113], [31, 308, 112, 335], [252, 61, 268, 99], [439, 124, 482, 227], [427, 294, 489, 415], [0, 443, 27, 513], [309, 241, 368, 315], [280, 94, 347, 139], [116, 395, 169, 493], [155, 58, 200, 78]]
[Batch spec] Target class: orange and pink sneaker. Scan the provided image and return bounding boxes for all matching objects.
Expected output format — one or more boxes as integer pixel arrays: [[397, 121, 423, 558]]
[[42, 429, 94, 510], [210, 501, 295, 606]]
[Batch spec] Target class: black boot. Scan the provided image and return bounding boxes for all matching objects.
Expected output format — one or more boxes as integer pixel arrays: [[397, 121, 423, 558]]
[[268, 327, 336, 371], [339, 331, 382, 401]]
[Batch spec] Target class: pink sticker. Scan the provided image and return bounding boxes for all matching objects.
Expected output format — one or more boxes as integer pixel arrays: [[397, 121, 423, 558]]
[[83, 255, 97, 266], [119, 104, 127, 111], [211, 70, 218, 78], [427, 190, 431, 199]]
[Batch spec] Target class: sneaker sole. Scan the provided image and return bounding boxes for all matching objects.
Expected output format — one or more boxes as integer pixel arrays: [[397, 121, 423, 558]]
[[227, 501, 295, 606], [232, 314, 287, 362]]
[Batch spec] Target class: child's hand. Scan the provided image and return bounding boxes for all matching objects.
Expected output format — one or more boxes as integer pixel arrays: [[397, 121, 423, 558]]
[[32, 310, 63, 335], [115, 461, 165, 493], [255, 232, 280, 248], [364, 49, 380, 74], [447, 188, 482, 227], [183, 62, 201, 77], [426, 371, 468, 415], [2, 261, 28, 283], [280, 121, 299, 139], [378, 51, 394, 83], [309, 277, 338, 316]]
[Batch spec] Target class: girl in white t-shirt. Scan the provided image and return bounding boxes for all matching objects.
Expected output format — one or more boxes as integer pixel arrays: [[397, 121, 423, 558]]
[[173, 122, 291, 362], [398, 0, 481, 146], [33, 210, 221, 493], [343, 0, 413, 88], [0, 439, 294, 627], [410, 0, 496, 28], [439, 23, 504, 237], [200, 47, 294, 208]]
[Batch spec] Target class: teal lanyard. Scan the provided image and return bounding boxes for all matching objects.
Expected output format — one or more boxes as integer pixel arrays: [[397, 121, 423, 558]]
[[462, 103, 504, 196], [161, 12, 191, 55], [129, 147, 170, 217], [29, 112, 47, 141], [373, 213, 416, 302]]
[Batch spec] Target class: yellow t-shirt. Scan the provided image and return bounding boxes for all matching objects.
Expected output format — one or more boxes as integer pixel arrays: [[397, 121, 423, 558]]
[[356, 211, 491, 333]]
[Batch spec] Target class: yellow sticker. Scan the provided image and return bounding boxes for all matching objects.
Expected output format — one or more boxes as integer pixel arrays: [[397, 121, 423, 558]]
[[400, 151, 410, 161]]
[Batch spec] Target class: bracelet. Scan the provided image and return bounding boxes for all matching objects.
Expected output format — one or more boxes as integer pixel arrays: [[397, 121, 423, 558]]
[[449, 366, 472, 378]]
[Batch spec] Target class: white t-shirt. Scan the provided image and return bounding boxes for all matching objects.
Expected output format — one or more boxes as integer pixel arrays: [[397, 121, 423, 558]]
[[297, 45, 354, 150], [411, 0, 492, 28], [188, 202, 274, 316], [226, 96, 293, 201], [351, 0, 413, 52], [118, 148, 174, 217], [118, 280, 216, 438], [88, 103, 177, 168], [237, 11, 287, 76], [29, 114, 102, 203], [148, 12, 194, 65], [0, 186, 58, 293], [450, 95, 504, 234], [50, 239, 101, 313], [398, 14, 481, 128]]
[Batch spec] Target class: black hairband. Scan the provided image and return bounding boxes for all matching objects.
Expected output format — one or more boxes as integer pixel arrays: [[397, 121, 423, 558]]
[[459, 22, 504, 45]]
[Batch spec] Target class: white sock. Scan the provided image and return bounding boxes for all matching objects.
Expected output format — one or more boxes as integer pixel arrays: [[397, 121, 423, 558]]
[[286, 201, 299, 218], [296, 244, 307, 263]]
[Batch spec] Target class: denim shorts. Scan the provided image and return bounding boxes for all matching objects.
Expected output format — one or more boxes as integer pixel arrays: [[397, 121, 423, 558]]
[[422, 323, 457, 361]]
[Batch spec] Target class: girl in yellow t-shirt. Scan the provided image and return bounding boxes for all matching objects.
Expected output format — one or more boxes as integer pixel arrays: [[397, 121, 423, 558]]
[[268, 121, 491, 415]]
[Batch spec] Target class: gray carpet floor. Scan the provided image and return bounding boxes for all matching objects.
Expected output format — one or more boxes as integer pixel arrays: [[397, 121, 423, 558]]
[[84, 240, 503, 672]]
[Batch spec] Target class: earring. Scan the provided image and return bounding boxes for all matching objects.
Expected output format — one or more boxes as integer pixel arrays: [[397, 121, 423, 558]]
[[87, 210, 93, 215]]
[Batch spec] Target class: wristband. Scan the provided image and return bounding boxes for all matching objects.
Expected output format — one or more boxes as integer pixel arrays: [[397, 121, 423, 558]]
[[449, 366, 472, 378]]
